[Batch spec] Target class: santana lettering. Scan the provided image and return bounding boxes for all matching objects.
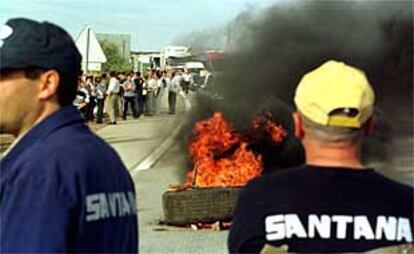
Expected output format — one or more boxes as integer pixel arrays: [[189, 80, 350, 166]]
[[86, 191, 136, 222], [265, 214, 412, 242]]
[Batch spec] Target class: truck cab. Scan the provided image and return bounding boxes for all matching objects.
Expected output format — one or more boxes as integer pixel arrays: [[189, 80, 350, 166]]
[[161, 46, 193, 71], [184, 61, 208, 89]]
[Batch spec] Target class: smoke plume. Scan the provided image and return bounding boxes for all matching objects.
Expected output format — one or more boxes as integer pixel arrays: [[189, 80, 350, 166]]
[[179, 0, 413, 174]]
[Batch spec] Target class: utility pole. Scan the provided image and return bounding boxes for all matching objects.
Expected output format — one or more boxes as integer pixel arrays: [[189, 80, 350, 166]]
[[85, 25, 90, 74]]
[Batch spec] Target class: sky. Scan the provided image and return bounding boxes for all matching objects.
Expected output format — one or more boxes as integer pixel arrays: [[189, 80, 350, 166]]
[[0, 0, 282, 51]]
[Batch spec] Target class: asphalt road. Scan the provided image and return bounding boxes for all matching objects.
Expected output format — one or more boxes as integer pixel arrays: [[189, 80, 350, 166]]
[[132, 143, 228, 254]]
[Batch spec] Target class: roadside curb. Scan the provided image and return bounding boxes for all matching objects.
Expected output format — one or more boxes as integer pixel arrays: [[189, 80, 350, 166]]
[[131, 92, 191, 172]]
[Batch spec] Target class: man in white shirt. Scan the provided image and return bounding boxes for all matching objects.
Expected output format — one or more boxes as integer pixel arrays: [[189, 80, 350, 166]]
[[106, 71, 120, 124], [169, 71, 182, 114], [155, 70, 168, 114], [182, 69, 191, 94], [145, 70, 158, 116]]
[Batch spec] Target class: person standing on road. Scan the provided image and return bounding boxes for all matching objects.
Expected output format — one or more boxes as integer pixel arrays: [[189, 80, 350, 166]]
[[182, 68, 191, 94], [122, 72, 139, 120], [95, 75, 106, 124], [141, 73, 149, 115], [106, 71, 120, 124], [0, 18, 138, 253], [168, 71, 181, 114], [228, 60, 413, 253], [145, 70, 157, 116], [118, 72, 126, 117], [160, 70, 170, 113], [84, 75, 96, 122], [73, 79, 89, 118], [133, 71, 144, 117], [155, 70, 167, 114]]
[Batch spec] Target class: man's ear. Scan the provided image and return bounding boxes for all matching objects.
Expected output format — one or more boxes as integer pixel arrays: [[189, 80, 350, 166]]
[[37, 70, 60, 101], [292, 112, 304, 139], [363, 116, 374, 136]]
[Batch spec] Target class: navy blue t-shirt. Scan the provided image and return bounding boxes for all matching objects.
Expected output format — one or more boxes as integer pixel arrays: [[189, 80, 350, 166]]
[[228, 165, 414, 253], [0, 106, 138, 253]]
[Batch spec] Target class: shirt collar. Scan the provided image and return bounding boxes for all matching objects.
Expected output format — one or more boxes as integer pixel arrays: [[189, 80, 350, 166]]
[[0, 106, 85, 163], [1, 130, 28, 158]]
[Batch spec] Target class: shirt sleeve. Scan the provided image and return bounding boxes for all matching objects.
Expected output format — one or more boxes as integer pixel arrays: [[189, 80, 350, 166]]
[[1, 157, 77, 252]]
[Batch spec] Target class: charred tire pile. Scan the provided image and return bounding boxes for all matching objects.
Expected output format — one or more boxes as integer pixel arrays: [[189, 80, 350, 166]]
[[162, 187, 241, 226]]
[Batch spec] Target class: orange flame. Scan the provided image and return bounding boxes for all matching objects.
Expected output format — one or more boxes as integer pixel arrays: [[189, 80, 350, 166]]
[[186, 112, 261, 187], [252, 111, 287, 143], [185, 112, 286, 188]]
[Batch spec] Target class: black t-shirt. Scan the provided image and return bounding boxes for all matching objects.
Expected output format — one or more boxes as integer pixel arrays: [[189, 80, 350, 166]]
[[228, 165, 414, 253], [133, 78, 143, 95]]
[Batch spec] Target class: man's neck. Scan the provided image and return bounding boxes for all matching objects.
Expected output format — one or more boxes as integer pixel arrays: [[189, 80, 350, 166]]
[[303, 138, 365, 169], [17, 103, 60, 138]]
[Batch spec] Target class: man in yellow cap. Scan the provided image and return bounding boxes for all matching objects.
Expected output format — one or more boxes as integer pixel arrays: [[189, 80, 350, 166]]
[[228, 60, 413, 253]]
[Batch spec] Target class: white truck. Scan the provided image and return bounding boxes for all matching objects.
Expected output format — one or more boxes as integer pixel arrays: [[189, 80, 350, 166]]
[[184, 61, 209, 89], [160, 46, 193, 70]]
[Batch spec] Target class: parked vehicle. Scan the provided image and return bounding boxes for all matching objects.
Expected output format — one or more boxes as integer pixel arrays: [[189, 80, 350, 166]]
[[184, 61, 207, 89], [160, 46, 193, 71]]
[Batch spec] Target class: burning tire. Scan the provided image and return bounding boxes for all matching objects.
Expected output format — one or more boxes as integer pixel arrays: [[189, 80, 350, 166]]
[[162, 187, 241, 226]]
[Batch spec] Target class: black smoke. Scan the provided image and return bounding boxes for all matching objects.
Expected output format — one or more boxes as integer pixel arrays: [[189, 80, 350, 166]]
[[172, 27, 227, 54], [179, 0, 413, 174]]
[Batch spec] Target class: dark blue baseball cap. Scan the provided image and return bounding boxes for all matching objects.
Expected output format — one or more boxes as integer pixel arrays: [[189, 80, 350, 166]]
[[0, 18, 81, 76]]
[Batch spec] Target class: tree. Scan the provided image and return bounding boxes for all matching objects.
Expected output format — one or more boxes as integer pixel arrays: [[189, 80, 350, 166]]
[[100, 39, 132, 72]]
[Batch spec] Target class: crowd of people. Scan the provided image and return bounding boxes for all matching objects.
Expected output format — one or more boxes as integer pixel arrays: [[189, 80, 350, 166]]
[[73, 68, 187, 124]]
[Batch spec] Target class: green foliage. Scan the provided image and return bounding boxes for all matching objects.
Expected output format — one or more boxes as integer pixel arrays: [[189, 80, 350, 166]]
[[100, 39, 132, 72]]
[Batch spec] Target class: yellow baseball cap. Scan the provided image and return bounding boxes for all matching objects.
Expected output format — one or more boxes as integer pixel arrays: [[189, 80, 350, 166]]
[[294, 60, 375, 128]]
